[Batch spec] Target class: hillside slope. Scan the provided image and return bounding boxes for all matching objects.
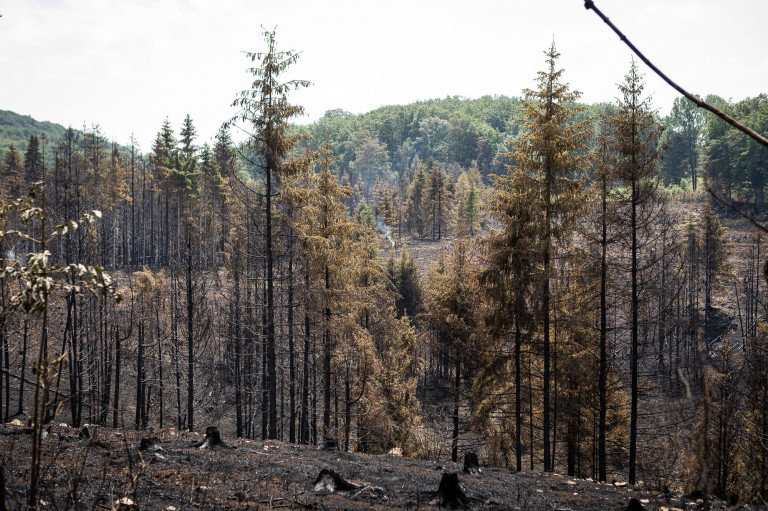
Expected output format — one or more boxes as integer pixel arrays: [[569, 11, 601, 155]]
[[0, 110, 69, 153]]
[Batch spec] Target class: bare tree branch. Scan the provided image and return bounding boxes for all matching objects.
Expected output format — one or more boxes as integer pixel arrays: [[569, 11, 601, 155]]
[[584, 0, 768, 148], [706, 184, 768, 234]]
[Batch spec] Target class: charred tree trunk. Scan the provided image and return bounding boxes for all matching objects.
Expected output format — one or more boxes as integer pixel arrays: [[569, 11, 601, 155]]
[[452, 359, 461, 463], [288, 254, 296, 444], [301, 270, 311, 445], [186, 230, 194, 432]]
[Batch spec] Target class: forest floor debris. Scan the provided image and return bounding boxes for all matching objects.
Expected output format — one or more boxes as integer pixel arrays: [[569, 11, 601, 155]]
[[0, 423, 757, 510]]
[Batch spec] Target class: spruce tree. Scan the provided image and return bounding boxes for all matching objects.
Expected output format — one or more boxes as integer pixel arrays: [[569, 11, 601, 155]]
[[229, 28, 310, 439], [512, 43, 591, 471], [23, 134, 44, 184], [609, 60, 662, 485]]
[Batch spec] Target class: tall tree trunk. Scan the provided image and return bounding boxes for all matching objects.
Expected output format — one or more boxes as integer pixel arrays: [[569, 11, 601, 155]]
[[323, 265, 332, 434], [515, 312, 522, 472], [629, 179, 639, 485], [18, 319, 27, 417], [265, 163, 278, 439], [113, 324, 122, 428], [186, 230, 194, 432], [301, 270, 311, 445], [288, 255, 296, 443], [136, 321, 145, 429], [598, 177, 608, 482], [451, 359, 461, 463], [543, 183, 552, 473]]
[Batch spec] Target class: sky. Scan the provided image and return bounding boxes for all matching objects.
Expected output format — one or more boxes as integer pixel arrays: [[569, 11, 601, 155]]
[[1, 0, 767, 152]]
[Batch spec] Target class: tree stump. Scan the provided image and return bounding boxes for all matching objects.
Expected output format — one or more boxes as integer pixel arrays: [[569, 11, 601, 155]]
[[437, 472, 468, 509], [462, 452, 480, 474], [317, 437, 338, 451], [312, 469, 362, 492], [193, 426, 233, 449], [625, 498, 646, 511], [139, 436, 163, 452]]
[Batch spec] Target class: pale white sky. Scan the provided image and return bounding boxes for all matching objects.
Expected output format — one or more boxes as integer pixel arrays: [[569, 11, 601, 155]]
[[1, 0, 766, 152]]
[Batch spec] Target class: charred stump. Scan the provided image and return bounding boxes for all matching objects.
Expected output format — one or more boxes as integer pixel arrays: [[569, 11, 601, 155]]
[[192, 426, 233, 450], [317, 437, 338, 451], [462, 452, 480, 474], [139, 436, 163, 452], [312, 469, 362, 492], [625, 498, 647, 511], [437, 472, 468, 509]]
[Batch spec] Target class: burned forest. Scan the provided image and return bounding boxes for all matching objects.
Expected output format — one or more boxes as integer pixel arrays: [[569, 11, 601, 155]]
[[2, 20, 768, 510]]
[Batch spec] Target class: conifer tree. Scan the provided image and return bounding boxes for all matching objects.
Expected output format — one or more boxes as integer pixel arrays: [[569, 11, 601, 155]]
[[609, 60, 662, 485], [424, 239, 482, 461], [229, 28, 310, 439], [481, 155, 541, 471], [23, 134, 44, 184], [151, 119, 176, 265], [455, 166, 483, 238], [2, 144, 23, 201], [592, 116, 619, 482], [406, 164, 427, 238], [511, 43, 591, 471], [424, 160, 449, 241]]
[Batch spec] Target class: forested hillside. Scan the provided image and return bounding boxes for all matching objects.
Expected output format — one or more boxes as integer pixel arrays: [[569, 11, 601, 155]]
[[3, 30, 768, 509], [0, 109, 69, 154]]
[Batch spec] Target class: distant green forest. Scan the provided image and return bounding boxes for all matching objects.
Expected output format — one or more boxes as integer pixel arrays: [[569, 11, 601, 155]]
[[3, 91, 767, 206], [0, 109, 70, 153]]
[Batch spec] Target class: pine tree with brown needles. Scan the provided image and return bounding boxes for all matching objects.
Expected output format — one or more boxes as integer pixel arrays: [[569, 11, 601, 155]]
[[509, 42, 591, 472], [228, 27, 310, 439]]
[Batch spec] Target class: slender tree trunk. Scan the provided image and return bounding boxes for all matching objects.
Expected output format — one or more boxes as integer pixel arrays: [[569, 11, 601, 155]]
[[515, 312, 522, 472], [113, 324, 121, 428], [288, 255, 296, 443], [157, 308, 164, 429], [136, 321, 144, 429], [233, 263, 243, 437], [543, 187, 552, 473], [17, 319, 27, 417], [301, 270, 311, 445], [452, 359, 461, 463], [598, 178, 608, 483], [186, 230, 194, 432], [629, 178, 639, 485], [344, 366, 351, 452], [265, 163, 278, 439], [323, 265, 332, 434]]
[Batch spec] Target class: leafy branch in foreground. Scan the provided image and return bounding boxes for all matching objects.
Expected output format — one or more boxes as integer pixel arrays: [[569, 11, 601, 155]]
[[0, 182, 121, 509]]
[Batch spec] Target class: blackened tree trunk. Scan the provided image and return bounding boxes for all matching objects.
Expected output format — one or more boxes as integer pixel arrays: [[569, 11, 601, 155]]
[[301, 270, 311, 444], [598, 172, 609, 483], [186, 229, 195, 432], [452, 359, 461, 463], [323, 265, 332, 434], [515, 315, 522, 472], [288, 254, 296, 443], [136, 321, 145, 429], [629, 176, 639, 485], [265, 161, 278, 439]]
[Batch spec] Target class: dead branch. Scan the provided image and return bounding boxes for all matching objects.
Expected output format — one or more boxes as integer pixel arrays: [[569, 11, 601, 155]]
[[584, 0, 768, 148]]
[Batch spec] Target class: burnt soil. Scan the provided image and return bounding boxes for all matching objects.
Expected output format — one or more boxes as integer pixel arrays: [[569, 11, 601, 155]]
[[0, 423, 754, 510]]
